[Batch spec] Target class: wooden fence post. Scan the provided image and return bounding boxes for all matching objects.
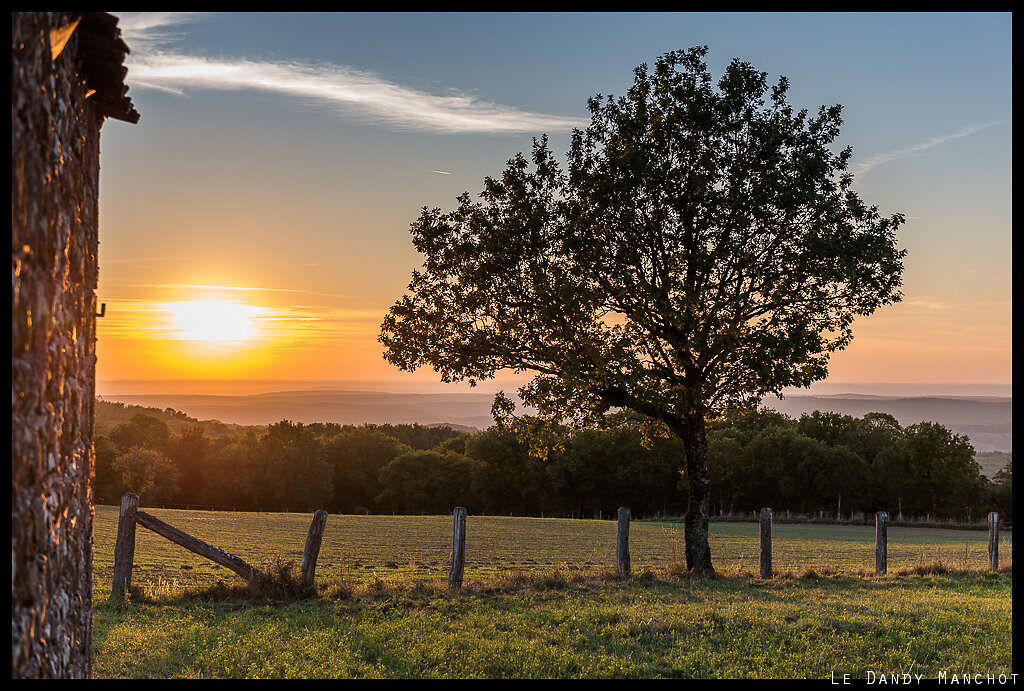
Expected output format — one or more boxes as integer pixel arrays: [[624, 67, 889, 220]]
[[301, 510, 328, 591], [449, 506, 467, 588], [112, 493, 139, 599], [616, 507, 631, 577], [759, 507, 772, 578], [875, 511, 888, 575], [988, 512, 999, 571]]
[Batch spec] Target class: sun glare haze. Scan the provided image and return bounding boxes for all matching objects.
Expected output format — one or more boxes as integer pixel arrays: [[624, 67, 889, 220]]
[[163, 299, 264, 344]]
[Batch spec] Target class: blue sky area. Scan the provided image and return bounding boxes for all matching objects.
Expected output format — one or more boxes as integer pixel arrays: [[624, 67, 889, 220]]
[[95, 13, 1011, 396]]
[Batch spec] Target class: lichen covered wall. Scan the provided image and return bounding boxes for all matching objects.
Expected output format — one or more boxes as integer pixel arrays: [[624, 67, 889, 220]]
[[12, 11, 103, 678]]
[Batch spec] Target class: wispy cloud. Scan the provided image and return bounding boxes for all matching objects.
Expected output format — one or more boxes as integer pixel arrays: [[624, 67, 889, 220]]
[[113, 282, 303, 293], [851, 121, 1002, 177], [118, 12, 586, 135], [117, 12, 204, 52], [100, 281, 357, 302]]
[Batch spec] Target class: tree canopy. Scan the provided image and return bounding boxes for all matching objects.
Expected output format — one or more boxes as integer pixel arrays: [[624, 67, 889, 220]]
[[381, 46, 906, 576]]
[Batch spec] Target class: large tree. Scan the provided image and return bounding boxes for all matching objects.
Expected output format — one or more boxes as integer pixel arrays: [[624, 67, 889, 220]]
[[380, 46, 905, 576]]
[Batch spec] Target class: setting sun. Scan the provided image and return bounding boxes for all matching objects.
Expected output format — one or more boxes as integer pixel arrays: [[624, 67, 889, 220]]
[[163, 299, 264, 344]]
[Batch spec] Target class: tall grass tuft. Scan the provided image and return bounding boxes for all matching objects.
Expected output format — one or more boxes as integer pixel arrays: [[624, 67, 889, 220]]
[[898, 559, 949, 576], [253, 558, 314, 600]]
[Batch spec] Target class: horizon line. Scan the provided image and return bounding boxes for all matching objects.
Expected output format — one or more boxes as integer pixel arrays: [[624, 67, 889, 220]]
[[95, 378, 1012, 399]]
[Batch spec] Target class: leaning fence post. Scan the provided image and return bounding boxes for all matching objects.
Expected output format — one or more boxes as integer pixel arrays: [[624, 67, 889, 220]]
[[759, 507, 772, 578], [301, 510, 328, 591], [112, 493, 139, 599], [616, 507, 631, 577], [988, 512, 999, 571], [875, 511, 888, 575], [449, 506, 467, 588]]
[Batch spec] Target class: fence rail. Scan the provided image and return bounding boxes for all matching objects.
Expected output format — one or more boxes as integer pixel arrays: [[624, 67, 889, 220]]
[[97, 499, 1009, 530], [112, 493, 329, 598], [111, 494, 1006, 597]]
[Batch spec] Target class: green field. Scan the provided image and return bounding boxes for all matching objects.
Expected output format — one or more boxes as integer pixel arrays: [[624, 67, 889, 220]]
[[91, 506, 1012, 679], [91, 505, 1012, 596]]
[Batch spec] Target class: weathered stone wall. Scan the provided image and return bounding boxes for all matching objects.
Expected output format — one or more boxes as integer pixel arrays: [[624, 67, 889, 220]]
[[12, 12, 103, 678]]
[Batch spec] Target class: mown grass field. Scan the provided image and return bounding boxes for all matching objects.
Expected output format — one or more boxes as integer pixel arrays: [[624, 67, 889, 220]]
[[91, 505, 1012, 679]]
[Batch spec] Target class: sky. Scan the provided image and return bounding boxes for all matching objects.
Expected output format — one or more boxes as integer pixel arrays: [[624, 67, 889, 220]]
[[94, 12, 1012, 397]]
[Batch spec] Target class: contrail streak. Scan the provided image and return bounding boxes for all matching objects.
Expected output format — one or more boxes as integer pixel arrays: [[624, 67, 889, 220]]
[[118, 13, 586, 135], [851, 121, 1001, 177]]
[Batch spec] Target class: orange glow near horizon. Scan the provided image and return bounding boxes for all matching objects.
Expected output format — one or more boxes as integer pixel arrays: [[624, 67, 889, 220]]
[[94, 281, 1011, 391], [95, 283, 395, 382]]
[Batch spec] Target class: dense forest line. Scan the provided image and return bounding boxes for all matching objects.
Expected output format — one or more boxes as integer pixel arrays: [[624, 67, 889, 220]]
[[93, 402, 1012, 524]]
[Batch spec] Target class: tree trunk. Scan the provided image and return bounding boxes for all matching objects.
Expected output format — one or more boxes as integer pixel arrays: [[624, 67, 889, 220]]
[[678, 413, 716, 577]]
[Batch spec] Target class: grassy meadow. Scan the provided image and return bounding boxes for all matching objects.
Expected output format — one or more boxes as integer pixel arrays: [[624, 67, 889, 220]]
[[91, 505, 1012, 679]]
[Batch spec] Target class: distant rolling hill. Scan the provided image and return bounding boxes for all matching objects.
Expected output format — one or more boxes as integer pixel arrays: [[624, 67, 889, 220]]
[[98, 389, 1011, 453], [98, 389, 501, 431]]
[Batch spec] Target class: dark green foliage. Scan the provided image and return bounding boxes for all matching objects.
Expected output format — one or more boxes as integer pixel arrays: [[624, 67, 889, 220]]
[[112, 446, 179, 503], [93, 434, 122, 504], [165, 423, 210, 505], [895, 422, 986, 521], [93, 405, 1005, 523], [369, 423, 465, 451], [199, 432, 260, 508], [550, 426, 687, 519], [110, 412, 172, 454], [706, 410, 995, 522], [377, 450, 481, 514], [464, 426, 531, 515], [252, 421, 334, 512], [323, 427, 408, 514], [987, 460, 1012, 523], [379, 47, 907, 575]]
